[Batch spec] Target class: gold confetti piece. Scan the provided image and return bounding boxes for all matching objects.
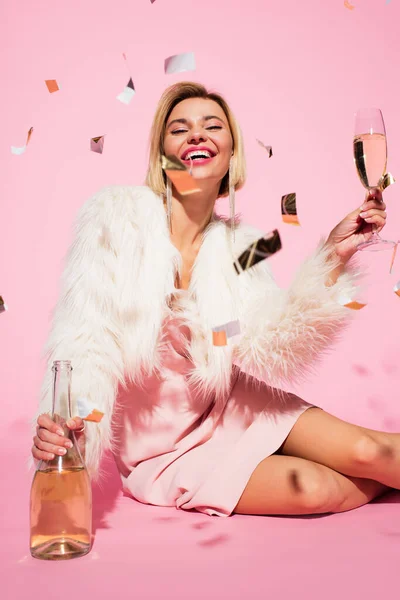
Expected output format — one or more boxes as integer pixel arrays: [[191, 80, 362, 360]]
[[116, 77, 135, 105], [164, 52, 196, 74], [0, 296, 7, 313], [389, 242, 398, 274], [344, 0, 355, 9], [234, 230, 282, 274], [394, 281, 400, 297], [83, 409, 104, 423], [281, 193, 300, 226], [26, 126, 33, 145], [90, 135, 105, 154], [45, 79, 59, 93], [343, 301, 367, 310], [162, 155, 201, 196], [256, 139, 273, 157], [11, 126, 33, 155], [212, 330, 227, 347], [380, 172, 395, 190]]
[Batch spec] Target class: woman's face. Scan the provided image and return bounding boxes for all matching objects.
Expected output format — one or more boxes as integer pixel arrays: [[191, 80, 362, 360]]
[[163, 97, 233, 188]]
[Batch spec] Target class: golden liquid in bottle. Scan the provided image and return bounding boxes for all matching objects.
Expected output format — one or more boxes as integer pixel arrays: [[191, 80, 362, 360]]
[[30, 466, 92, 560]]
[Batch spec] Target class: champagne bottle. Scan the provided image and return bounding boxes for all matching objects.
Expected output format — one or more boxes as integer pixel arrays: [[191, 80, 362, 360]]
[[30, 360, 92, 560]]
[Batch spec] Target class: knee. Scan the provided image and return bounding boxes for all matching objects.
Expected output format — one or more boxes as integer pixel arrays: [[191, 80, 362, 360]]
[[294, 470, 340, 513], [351, 435, 392, 467]]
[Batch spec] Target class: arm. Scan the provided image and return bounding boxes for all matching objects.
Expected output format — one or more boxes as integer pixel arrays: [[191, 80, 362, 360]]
[[233, 189, 387, 389], [233, 242, 360, 389], [32, 187, 135, 478]]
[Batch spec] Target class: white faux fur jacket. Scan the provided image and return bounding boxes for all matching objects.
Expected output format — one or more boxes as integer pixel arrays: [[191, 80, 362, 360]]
[[36, 185, 358, 476]]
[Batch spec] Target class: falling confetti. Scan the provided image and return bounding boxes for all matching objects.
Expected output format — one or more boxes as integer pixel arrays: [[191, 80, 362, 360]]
[[83, 409, 104, 423], [342, 301, 367, 310], [90, 135, 105, 154], [164, 52, 196, 74], [389, 242, 398, 274], [11, 126, 33, 155], [161, 155, 201, 195], [212, 330, 227, 346], [77, 397, 104, 422], [0, 296, 7, 314], [256, 139, 273, 157], [234, 230, 282, 274], [281, 193, 300, 226], [45, 80, 59, 93], [381, 172, 395, 190], [338, 293, 367, 310], [394, 281, 400, 297], [344, 0, 355, 9], [117, 77, 135, 105], [212, 320, 241, 346]]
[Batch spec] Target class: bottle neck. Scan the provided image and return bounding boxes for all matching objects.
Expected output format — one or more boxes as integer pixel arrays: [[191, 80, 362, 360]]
[[51, 361, 72, 427]]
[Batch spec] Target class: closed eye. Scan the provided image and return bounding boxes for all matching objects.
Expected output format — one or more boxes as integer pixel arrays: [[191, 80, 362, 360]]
[[171, 125, 222, 135]]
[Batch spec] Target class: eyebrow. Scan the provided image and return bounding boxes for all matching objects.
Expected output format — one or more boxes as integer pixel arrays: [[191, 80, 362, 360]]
[[166, 115, 225, 129]]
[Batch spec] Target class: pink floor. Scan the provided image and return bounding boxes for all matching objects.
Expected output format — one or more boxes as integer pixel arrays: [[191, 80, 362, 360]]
[[3, 426, 400, 600]]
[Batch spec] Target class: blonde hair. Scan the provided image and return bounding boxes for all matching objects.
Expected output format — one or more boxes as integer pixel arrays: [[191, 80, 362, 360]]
[[145, 82, 246, 198]]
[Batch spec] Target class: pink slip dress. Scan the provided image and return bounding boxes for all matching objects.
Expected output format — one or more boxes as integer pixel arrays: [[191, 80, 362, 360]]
[[113, 291, 313, 517]]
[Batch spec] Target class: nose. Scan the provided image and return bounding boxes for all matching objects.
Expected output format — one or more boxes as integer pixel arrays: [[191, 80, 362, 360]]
[[187, 127, 208, 145]]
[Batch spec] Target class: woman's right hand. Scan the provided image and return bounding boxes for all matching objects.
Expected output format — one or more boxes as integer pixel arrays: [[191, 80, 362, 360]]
[[32, 413, 85, 461]]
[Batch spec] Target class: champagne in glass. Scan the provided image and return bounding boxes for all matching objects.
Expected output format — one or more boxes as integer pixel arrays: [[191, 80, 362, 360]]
[[353, 108, 395, 251]]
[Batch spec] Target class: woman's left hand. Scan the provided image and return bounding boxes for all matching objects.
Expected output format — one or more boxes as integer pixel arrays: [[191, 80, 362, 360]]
[[326, 188, 387, 261]]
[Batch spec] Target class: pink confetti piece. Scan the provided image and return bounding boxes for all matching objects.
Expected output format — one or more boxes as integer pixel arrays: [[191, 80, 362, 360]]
[[389, 242, 398, 274], [90, 135, 105, 154], [256, 139, 273, 157]]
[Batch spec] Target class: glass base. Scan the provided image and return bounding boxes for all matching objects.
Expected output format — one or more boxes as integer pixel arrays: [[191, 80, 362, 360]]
[[30, 537, 91, 561], [357, 238, 396, 252]]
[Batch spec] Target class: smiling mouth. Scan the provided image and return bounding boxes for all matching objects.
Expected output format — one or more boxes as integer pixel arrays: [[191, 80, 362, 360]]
[[181, 150, 216, 162]]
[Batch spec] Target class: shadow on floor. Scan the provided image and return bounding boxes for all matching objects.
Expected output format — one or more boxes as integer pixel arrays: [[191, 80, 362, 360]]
[[92, 452, 122, 533]]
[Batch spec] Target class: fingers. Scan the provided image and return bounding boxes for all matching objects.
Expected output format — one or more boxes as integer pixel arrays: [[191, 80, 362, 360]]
[[359, 208, 386, 223], [66, 416, 85, 432], [360, 199, 386, 212], [34, 413, 74, 461], [32, 415, 86, 462], [32, 445, 56, 462], [36, 427, 73, 449], [359, 208, 386, 231], [37, 413, 65, 437], [33, 435, 70, 456]]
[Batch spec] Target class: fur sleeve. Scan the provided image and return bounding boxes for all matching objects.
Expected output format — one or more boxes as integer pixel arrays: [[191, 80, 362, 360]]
[[32, 186, 137, 478], [233, 242, 360, 389]]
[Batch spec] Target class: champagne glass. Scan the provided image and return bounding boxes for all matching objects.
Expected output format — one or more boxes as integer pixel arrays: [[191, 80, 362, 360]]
[[353, 108, 395, 251]]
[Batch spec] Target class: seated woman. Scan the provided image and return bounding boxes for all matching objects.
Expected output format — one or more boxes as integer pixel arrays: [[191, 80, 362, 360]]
[[32, 81, 398, 518]]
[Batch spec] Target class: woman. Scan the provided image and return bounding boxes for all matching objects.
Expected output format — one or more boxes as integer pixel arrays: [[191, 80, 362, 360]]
[[32, 82, 397, 518]]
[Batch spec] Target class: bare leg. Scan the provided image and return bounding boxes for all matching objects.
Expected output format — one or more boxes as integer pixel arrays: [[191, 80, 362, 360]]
[[281, 407, 400, 489], [234, 454, 389, 516]]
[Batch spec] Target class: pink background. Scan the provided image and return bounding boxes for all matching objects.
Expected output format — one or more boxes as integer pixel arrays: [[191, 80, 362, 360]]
[[1, 1, 400, 598]]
